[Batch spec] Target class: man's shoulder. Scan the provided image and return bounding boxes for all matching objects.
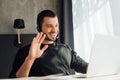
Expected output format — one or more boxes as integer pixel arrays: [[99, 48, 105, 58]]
[[57, 43, 67, 47], [56, 43, 72, 50]]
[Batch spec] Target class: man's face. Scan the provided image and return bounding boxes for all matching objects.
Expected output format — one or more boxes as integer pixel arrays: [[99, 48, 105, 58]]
[[41, 16, 59, 41]]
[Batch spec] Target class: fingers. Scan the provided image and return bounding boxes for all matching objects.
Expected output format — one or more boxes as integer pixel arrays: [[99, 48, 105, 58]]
[[39, 34, 46, 44], [41, 45, 48, 52], [34, 32, 46, 44], [35, 32, 43, 42]]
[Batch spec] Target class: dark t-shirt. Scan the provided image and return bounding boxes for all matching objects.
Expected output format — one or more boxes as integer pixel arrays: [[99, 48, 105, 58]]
[[9, 42, 88, 78]]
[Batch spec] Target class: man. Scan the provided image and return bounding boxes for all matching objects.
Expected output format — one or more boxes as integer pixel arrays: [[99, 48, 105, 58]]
[[9, 10, 88, 78]]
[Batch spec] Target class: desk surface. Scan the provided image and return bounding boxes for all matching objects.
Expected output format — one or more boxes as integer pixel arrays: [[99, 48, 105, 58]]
[[1, 74, 120, 80]]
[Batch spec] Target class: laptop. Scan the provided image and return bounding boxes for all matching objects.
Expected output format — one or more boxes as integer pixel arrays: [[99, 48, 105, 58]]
[[74, 34, 120, 78]]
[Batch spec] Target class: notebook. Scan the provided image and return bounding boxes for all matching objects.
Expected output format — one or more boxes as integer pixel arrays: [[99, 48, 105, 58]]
[[75, 34, 120, 78]]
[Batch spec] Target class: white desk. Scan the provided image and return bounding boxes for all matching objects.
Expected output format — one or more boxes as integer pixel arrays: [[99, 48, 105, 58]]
[[1, 74, 120, 80]]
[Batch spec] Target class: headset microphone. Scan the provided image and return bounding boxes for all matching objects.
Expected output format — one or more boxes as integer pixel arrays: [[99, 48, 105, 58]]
[[56, 35, 59, 39]]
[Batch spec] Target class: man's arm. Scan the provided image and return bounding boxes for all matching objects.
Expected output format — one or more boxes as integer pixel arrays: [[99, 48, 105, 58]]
[[16, 57, 35, 77], [70, 50, 88, 73], [16, 32, 48, 78]]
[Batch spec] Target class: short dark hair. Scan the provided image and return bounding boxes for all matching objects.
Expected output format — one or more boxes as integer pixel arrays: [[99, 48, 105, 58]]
[[37, 10, 57, 32]]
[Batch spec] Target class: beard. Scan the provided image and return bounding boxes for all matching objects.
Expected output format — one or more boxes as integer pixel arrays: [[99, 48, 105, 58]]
[[45, 34, 57, 41]]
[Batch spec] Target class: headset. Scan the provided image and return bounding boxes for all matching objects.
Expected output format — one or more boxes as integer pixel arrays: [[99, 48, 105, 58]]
[[37, 25, 42, 32], [37, 25, 59, 39]]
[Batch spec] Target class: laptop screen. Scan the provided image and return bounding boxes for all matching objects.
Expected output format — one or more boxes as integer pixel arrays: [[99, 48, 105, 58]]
[[86, 34, 120, 77]]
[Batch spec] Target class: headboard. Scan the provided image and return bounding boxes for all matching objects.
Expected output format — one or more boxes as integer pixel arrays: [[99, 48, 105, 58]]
[[0, 34, 35, 78]]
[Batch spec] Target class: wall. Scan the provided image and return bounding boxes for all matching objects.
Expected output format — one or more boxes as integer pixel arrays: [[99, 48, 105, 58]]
[[0, 0, 61, 34]]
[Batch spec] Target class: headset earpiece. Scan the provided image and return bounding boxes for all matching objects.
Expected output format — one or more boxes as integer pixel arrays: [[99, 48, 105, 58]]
[[37, 26, 41, 32]]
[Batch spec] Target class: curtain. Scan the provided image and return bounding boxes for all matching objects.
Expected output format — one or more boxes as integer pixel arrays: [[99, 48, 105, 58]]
[[72, 0, 114, 62], [61, 0, 74, 49]]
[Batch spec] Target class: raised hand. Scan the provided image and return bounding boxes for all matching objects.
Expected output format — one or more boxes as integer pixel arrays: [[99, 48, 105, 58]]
[[27, 32, 48, 60]]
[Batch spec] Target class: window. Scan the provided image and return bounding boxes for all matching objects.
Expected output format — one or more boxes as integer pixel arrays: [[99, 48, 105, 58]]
[[72, 0, 114, 62]]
